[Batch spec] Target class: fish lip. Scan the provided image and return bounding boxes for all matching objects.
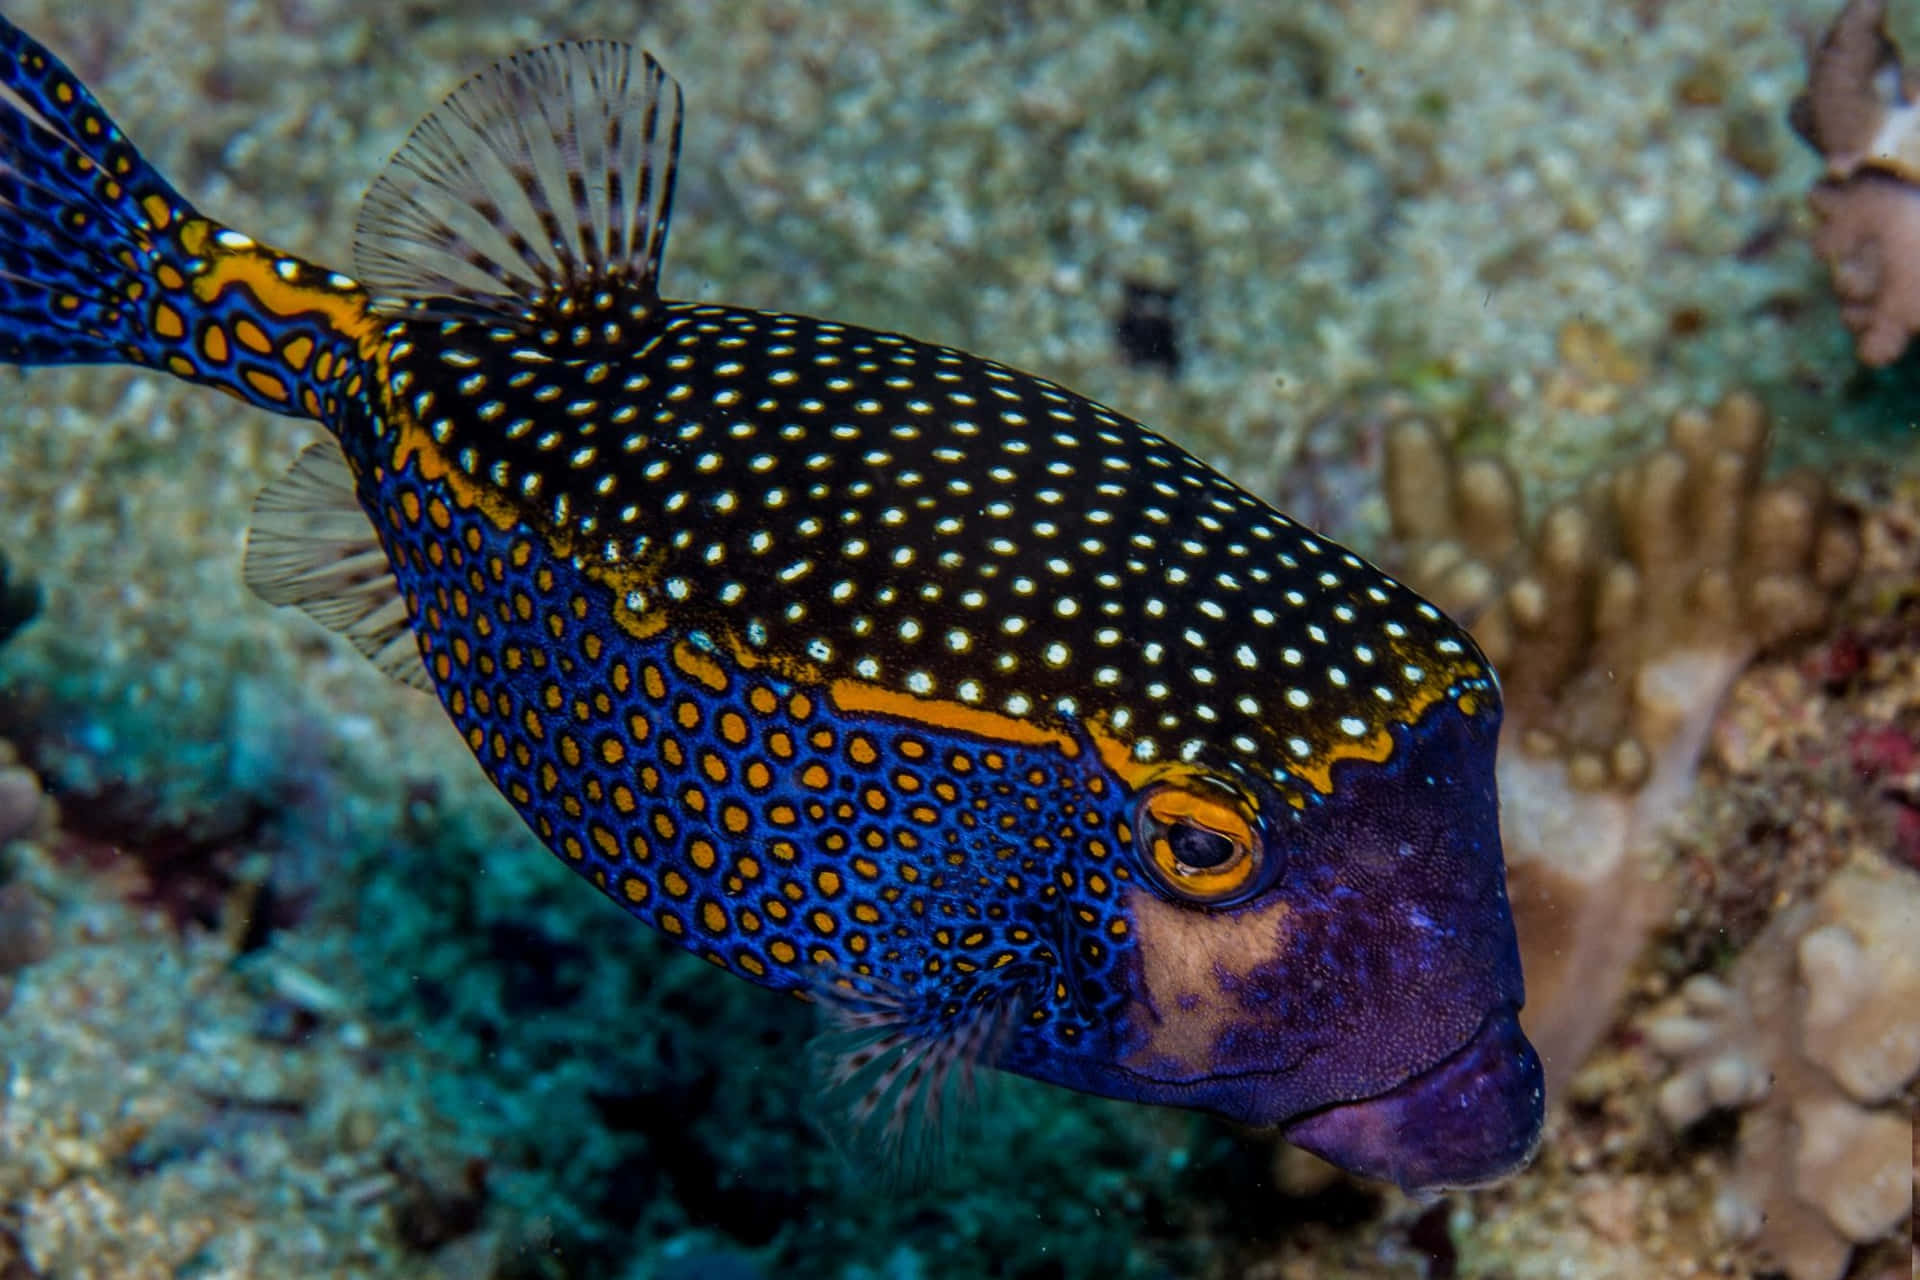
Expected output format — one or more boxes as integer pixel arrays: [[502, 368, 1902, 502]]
[[1279, 1005, 1544, 1193]]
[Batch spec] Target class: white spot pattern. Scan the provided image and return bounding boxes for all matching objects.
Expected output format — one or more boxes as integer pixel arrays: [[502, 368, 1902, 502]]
[[390, 303, 1492, 787]]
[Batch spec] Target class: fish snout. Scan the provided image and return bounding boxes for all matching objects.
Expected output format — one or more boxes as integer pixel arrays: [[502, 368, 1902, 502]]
[[1280, 1006, 1544, 1193]]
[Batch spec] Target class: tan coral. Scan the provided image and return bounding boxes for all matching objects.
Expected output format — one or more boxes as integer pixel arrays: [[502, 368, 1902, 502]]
[[1798, 0, 1920, 366], [1644, 858, 1920, 1280], [1792, 0, 1920, 182], [1808, 173, 1920, 367], [1382, 393, 1860, 1092]]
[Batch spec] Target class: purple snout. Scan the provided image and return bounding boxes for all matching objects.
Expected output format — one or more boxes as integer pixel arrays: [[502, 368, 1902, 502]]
[[1282, 1008, 1544, 1193]]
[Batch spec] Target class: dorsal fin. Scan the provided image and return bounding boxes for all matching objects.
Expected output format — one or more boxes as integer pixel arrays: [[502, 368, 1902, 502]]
[[352, 41, 682, 328], [243, 441, 432, 693]]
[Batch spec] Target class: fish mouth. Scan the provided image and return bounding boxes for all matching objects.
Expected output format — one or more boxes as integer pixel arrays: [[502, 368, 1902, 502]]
[[1280, 1007, 1544, 1193]]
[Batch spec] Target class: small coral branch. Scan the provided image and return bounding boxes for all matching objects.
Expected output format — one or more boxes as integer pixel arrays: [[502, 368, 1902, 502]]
[[1795, 0, 1920, 366], [1809, 172, 1920, 367], [1644, 859, 1918, 1280]]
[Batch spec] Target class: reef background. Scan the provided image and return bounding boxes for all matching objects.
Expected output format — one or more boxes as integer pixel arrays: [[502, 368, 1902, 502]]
[[0, 1, 1912, 1278]]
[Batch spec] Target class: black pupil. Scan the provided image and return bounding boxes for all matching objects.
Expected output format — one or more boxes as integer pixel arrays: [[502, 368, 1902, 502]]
[[1166, 822, 1237, 871]]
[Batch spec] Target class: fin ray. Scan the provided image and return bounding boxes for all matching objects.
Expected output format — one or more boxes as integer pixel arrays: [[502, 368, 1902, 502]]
[[244, 441, 432, 693], [0, 17, 190, 366], [809, 970, 1020, 1188], [353, 41, 682, 325]]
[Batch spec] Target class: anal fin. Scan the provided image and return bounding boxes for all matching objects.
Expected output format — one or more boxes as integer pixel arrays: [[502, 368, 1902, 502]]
[[243, 440, 431, 693]]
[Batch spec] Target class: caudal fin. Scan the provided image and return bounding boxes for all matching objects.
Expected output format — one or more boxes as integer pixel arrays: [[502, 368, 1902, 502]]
[[0, 17, 376, 419], [0, 17, 195, 366]]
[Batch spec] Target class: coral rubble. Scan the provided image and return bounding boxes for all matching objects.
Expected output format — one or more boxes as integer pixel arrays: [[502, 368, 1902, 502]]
[[1797, 0, 1920, 366], [0, 738, 52, 1014], [1645, 858, 1919, 1280], [0, 760, 45, 850], [1382, 393, 1861, 1089]]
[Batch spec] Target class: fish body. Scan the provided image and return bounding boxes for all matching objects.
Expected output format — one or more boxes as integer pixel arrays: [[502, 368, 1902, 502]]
[[0, 23, 1542, 1188]]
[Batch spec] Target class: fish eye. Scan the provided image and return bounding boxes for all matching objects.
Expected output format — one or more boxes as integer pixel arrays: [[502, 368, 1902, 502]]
[[1133, 780, 1263, 905], [1164, 821, 1237, 869]]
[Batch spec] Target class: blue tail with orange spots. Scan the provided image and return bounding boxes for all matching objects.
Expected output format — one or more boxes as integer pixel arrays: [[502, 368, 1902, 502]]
[[0, 17, 374, 418], [0, 17, 192, 366]]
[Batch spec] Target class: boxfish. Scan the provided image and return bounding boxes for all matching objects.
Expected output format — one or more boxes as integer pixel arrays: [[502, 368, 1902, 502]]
[[0, 21, 1542, 1189]]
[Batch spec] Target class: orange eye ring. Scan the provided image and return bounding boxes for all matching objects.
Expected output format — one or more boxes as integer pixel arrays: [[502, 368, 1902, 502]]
[[1133, 780, 1263, 905]]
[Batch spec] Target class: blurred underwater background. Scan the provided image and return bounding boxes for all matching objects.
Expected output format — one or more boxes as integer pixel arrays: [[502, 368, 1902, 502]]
[[0, 0, 1914, 1277]]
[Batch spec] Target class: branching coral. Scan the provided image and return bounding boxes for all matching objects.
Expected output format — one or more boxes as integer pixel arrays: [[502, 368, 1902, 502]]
[[1382, 392, 1860, 1089], [1644, 858, 1919, 1280], [1808, 173, 1920, 367], [1795, 0, 1920, 366], [1793, 0, 1920, 178]]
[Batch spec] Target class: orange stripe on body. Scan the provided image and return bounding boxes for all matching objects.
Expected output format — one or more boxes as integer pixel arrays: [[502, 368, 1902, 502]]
[[1085, 676, 1480, 803], [387, 400, 675, 643], [826, 680, 1080, 759]]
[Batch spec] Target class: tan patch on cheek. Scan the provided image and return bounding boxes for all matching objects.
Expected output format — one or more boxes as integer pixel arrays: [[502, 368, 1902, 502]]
[[1123, 887, 1293, 1073]]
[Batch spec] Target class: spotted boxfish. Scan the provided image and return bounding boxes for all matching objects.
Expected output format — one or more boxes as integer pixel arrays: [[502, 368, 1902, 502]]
[[0, 21, 1542, 1189]]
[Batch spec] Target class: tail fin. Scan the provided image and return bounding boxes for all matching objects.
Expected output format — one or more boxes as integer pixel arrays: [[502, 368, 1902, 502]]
[[0, 18, 192, 366], [0, 18, 375, 419]]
